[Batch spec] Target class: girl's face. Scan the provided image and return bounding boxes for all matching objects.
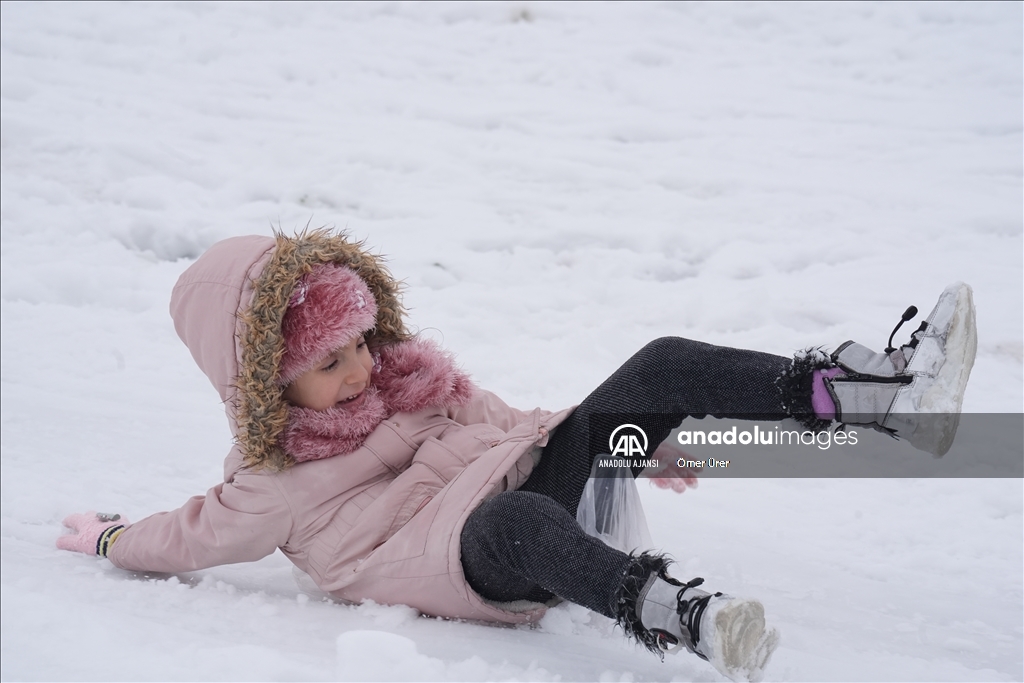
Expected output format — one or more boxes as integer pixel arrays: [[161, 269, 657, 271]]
[[283, 336, 374, 411]]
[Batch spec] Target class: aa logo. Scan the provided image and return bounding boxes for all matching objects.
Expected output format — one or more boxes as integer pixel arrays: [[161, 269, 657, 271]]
[[609, 424, 648, 458]]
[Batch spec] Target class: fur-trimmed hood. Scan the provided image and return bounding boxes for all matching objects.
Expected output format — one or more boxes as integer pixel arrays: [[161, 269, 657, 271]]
[[170, 230, 423, 471]]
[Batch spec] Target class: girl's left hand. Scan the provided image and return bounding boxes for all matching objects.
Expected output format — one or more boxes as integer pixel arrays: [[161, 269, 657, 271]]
[[648, 442, 701, 494]]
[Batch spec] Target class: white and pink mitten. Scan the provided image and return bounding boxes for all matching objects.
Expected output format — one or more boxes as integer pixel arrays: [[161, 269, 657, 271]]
[[57, 512, 128, 557]]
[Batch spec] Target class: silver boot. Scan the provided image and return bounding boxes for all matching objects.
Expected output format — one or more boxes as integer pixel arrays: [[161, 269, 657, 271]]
[[825, 282, 977, 456], [637, 574, 779, 682]]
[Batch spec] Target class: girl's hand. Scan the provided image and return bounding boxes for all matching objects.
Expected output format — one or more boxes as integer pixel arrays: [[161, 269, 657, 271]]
[[648, 442, 701, 494], [56, 512, 129, 557]]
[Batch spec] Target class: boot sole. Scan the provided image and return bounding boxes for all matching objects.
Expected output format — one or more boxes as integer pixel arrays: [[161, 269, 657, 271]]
[[913, 283, 978, 456], [711, 599, 779, 682]]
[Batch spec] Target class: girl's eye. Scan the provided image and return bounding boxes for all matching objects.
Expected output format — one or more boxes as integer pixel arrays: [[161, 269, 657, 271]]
[[322, 360, 338, 372]]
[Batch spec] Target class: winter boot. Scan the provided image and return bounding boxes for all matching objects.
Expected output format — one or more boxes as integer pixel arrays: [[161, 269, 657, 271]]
[[637, 573, 779, 683], [820, 281, 977, 456]]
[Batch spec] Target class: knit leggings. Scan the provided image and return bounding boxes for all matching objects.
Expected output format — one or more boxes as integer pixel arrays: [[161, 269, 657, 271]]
[[460, 336, 795, 618]]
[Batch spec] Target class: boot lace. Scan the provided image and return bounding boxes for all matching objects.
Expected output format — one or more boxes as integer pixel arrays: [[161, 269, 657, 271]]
[[884, 305, 929, 354], [674, 577, 722, 661]]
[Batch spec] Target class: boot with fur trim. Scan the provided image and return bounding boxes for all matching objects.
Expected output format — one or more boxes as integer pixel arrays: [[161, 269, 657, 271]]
[[820, 282, 977, 456], [636, 572, 779, 683], [614, 555, 778, 682]]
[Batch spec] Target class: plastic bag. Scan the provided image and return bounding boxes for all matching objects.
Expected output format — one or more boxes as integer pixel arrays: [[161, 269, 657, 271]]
[[576, 456, 653, 554]]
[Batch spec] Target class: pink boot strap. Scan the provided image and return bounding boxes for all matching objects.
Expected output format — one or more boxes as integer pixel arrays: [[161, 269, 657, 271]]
[[811, 368, 845, 420]]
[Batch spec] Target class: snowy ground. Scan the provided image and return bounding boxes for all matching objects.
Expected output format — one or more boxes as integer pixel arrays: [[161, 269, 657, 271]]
[[2, 2, 1022, 681]]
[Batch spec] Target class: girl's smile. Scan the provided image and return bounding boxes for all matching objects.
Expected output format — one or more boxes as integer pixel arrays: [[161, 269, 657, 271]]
[[337, 390, 366, 408]]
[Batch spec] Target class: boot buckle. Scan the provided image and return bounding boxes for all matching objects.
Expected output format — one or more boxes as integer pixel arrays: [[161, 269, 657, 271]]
[[652, 629, 683, 654]]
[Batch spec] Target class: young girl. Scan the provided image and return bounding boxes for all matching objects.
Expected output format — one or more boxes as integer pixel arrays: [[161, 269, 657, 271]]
[[57, 231, 977, 682]]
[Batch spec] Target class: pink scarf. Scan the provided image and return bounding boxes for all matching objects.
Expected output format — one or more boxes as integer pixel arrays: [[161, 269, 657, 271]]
[[282, 339, 475, 463]]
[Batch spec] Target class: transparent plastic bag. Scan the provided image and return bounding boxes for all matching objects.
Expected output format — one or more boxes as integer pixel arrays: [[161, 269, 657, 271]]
[[576, 456, 653, 554]]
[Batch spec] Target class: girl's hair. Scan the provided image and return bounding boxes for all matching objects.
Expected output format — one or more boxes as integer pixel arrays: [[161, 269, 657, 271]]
[[235, 229, 411, 471]]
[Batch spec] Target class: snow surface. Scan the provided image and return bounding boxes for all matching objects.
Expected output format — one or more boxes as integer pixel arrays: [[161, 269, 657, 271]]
[[2, 2, 1021, 681]]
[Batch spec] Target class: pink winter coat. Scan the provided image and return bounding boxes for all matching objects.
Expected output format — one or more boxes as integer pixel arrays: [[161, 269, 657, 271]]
[[107, 234, 573, 624]]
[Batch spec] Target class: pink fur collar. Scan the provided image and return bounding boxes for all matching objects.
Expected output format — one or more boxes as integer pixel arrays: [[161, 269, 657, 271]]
[[282, 339, 474, 463]]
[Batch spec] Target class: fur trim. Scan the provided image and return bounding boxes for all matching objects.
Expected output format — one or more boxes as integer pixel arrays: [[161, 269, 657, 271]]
[[613, 552, 673, 659], [283, 388, 389, 463], [375, 338, 476, 414], [281, 338, 475, 463], [236, 229, 411, 472], [778, 347, 835, 432], [279, 264, 378, 385]]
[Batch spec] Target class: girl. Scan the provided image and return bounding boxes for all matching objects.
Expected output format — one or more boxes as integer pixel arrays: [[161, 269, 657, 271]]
[[57, 231, 977, 682]]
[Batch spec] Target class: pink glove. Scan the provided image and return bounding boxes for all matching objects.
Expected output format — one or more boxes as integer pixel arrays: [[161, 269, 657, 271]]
[[56, 512, 129, 557], [648, 442, 701, 494]]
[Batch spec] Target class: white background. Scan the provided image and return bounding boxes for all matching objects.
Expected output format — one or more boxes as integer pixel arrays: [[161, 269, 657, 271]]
[[2, 2, 1021, 681]]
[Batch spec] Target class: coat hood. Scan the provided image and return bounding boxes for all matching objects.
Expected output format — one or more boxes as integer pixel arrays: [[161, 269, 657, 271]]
[[170, 230, 411, 471]]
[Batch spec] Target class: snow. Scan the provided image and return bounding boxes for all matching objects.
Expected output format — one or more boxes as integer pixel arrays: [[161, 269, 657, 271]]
[[1, 2, 1021, 681]]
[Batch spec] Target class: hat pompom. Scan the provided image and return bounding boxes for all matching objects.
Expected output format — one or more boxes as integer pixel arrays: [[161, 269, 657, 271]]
[[279, 264, 378, 385]]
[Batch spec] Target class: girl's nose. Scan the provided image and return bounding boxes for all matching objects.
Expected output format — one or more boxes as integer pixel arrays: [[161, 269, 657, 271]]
[[344, 358, 369, 385]]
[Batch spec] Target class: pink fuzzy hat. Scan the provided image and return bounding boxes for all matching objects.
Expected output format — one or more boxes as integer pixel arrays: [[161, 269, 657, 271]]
[[279, 264, 378, 385]]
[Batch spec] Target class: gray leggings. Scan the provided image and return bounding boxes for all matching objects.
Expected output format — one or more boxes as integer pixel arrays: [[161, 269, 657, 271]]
[[460, 337, 798, 617]]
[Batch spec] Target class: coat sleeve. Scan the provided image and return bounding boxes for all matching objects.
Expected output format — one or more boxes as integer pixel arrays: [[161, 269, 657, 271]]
[[107, 471, 292, 573], [447, 389, 545, 431]]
